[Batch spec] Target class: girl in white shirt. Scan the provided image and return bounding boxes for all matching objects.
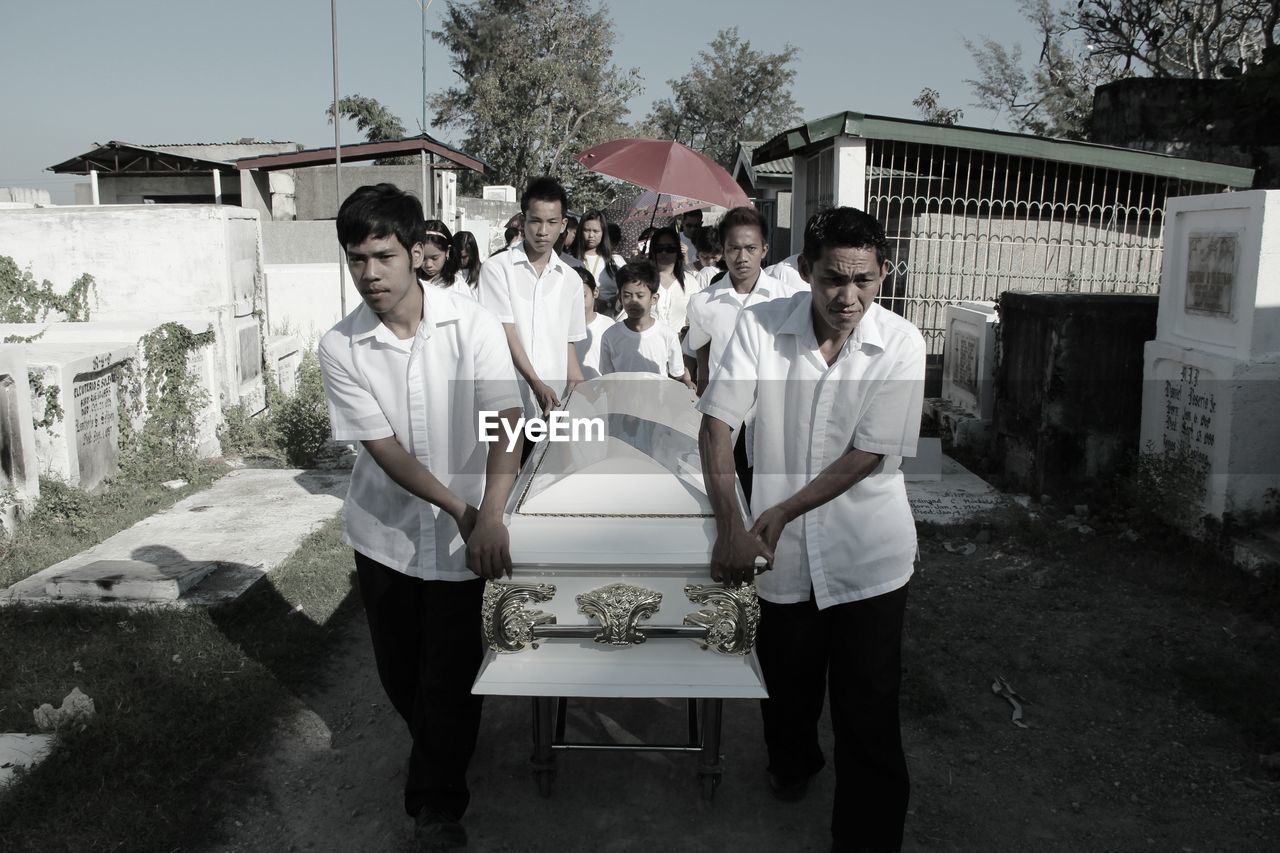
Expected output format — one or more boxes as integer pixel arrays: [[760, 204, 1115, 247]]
[[420, 219, 478, 300], [452, 230, 482, 290], [646, 226, 690, 334], [573, 266, 616, 380], [572, 210, 625, 314]]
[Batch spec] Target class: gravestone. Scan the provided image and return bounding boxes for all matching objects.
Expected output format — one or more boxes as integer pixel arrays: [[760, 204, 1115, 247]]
[[264, 335, 303, 397], [25, 342, 136, 490], [0, 321, 226, 459], [1140, 190, 1280, 525], [942, 301, 999, 420], [0, 346, 40, 535], [45, 558, 217, 601], [236, 317, 266, 414]]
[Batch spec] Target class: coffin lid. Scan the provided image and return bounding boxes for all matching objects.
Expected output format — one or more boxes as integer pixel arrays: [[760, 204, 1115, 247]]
[[510, 375, 714, 518]]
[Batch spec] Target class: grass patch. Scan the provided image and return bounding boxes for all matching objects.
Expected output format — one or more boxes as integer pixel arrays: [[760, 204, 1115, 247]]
[[0, 515, 357, 853], [0, 464, 226, 591]]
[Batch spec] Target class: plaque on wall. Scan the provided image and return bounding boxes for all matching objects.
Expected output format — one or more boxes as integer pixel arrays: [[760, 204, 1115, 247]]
[[1184, 232, 1238, 317]]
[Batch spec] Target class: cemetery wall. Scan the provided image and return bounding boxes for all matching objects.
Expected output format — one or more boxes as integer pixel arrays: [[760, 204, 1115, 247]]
[[0, 346, 40, 535]]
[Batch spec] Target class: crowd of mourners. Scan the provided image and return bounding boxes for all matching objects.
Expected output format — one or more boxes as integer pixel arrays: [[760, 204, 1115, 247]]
[[317, 175, 925, 853]]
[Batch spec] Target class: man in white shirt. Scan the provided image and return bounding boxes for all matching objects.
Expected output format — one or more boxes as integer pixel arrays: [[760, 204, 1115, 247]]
[[316, 183, 524, 850], [679, 207, 703, 265], [480, 177, 586, 430], [766, 251, 810, 290], [696, 207, 925, 853], [683, 206, 805, 500]]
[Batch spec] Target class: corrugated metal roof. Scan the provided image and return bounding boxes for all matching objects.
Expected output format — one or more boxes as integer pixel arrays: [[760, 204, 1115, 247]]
[[753, 111, 1255, 187]]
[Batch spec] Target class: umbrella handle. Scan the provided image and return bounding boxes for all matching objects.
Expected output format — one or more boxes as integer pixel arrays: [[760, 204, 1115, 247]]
[[649, 193, 661, 229]]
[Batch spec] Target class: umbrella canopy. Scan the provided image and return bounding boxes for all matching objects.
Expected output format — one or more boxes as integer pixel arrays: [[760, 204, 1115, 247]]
[[576, 138, 751, 211], [618, 190, 706, 225]]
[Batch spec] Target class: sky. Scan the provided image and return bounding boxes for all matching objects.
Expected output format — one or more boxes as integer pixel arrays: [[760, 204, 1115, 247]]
[[0, 0, 1041, 203]]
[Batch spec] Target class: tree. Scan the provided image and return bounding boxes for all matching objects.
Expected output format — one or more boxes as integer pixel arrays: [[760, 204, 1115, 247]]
[[964, 0, 1108, 139], [912, 88, 965, 125], [325, 95, 409, 164], [1070, 0, 1279, 78], [963, 0, 1280, 139], [430, 0, 641, 210], [646, 28, 801, 170]]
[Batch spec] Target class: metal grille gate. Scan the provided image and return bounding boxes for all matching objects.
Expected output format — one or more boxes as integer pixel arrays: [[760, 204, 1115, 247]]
[[862, 139, 1229, 354]]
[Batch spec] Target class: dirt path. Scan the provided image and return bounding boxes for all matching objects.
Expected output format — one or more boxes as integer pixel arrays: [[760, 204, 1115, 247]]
[[207, 517, 1280, 852]]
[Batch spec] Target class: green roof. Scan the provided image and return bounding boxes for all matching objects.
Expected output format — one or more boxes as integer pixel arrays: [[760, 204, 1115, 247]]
[[753, 112, 1255, 187]]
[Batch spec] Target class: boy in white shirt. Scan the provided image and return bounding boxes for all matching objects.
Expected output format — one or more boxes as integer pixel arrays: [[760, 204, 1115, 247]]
[[316, 184, 524, 850], [573, 266, 615, 380], [479, 177, 586, 424], [600, 260, 694, 389]]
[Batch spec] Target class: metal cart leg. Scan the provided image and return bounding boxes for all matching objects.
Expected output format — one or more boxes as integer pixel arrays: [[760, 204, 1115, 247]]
[[696, 698, 723, 801], [531, 696, 558, 797]]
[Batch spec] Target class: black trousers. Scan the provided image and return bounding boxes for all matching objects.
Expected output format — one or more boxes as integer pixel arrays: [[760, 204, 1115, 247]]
[[354, 552, 485, 821], [734, 425, 753, 504], [757, 583, 911, 853]]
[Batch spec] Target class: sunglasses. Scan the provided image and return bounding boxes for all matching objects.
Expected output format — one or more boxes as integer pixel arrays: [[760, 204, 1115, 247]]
[[653, 244, 679, 253]]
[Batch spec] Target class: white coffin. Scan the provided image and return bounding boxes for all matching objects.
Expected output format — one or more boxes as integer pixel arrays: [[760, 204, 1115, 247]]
[[473, 375, 766, 699]]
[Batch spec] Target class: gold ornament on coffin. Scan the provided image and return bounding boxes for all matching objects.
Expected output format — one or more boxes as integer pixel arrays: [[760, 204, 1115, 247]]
[[576, 582, 663, 646], [483, 580, 558, 653], [683, 582, 760, 655]]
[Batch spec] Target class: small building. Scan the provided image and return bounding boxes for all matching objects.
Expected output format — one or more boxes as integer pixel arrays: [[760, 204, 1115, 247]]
[[752, 112, 1255, 354], [48, 140, 301, 210], [732, 141, 794, 261]]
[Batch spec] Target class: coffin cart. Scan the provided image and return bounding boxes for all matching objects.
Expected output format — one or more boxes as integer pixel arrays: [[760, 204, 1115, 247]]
[[472, 376, 766, 801]]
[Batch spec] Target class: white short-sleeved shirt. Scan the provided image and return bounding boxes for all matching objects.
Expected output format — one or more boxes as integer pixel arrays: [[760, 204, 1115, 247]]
[[655, 276, 690, 333], [576, 313, 616, 379], [599, 321, 685, 378], [765, 254, 809, 290], [582, 252, 625, 305], [696, 296, 926, 609], [427, 274, 479, 302], [317, 285, 523, 581], [688, 266, 722, 294], [478, 242, 588, 417], [681, 270, 804, 378]]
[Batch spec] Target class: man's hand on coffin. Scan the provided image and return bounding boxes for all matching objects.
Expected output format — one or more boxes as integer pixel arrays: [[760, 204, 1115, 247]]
[[463, 509, 514, 579], [748, 504, 792, 563], [710, 524, 774, 586], [533, 380, 561, 415]]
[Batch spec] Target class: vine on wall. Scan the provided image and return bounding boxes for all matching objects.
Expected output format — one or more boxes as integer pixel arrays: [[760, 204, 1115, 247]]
[[0, 255, 95, 323]]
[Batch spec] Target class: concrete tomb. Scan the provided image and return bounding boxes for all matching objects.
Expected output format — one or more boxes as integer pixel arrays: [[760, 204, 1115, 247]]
[[0, 346, 40, 535], [264, 335, 303, 397], [1140, 190, 1280, 525]]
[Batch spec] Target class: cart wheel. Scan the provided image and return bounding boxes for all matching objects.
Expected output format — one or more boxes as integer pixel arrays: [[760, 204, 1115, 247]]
[[699, 773, 720, 802], [535, 769, 555, 798]]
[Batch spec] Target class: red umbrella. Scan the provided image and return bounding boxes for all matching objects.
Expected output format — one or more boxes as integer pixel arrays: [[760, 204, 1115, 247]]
[[576, 139, 751, 218]]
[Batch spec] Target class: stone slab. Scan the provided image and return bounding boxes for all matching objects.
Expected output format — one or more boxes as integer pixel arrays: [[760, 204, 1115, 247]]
[[2, 468, 348, 608], [907, 455, 1007, 525], [0, 733, 54, 789], [45, 558, 217, 601]]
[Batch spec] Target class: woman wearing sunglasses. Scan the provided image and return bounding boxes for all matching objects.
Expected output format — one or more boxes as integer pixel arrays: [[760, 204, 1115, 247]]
[[645, 226, 691, 335]]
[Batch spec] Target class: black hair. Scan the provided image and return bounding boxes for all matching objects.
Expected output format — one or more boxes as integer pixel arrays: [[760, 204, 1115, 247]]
[[681, 208, 704, 227], [607, 223, 622, 246], [503, 226, 520, 246], [694, 225, 722, 257], [336, 183, 422, 253], [800, 207, 889, 268], [571, 209, 619, 280], [566, 215, 580, 230], [646, 226, 686, 290], [418, 219, 460, 285], [616, 259, 659, 294], [452, 230, 481, 286], [521, 176, 569, 215], [573, 265, 598, 293], [717, 205, 768, 244]]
